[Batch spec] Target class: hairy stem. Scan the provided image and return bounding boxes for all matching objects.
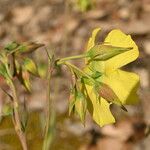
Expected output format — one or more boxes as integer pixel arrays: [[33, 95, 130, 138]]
[[9, 80, 28, 150]]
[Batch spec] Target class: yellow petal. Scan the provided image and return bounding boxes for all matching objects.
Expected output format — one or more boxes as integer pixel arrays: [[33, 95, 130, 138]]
[[87, 28, 101, 50], [99, 69, 140, 105], [86, 85, 115, 127], [85, 29, 139, 74], [104, 29, 139, 73]]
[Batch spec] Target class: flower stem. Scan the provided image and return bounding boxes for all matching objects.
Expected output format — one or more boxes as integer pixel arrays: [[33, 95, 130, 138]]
[[9, 80, 28, 150], [56, 54, 87, 65], [64, 61, 95, 83]]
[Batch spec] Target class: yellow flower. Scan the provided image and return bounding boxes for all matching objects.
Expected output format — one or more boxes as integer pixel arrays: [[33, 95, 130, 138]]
[[85, 28, 140, 127]]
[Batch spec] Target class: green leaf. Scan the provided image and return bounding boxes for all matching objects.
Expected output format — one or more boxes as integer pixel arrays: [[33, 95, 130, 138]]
[[87, 44, 133, 61], [23, 58, 38, 76]]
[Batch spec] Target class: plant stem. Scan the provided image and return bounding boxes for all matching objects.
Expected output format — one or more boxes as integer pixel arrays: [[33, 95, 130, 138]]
[[9, 80, 28, 150], [64, 62, 95, 83], [43, 49, 55, 150], [57, 54, 87, 65]]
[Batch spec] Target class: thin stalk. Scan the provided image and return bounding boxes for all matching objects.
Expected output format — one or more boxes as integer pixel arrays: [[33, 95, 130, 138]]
[[57, 54, 87, 65], [64, 62, 95, 83], [43, 49, 55, 150], [9, 80, 28, 150]]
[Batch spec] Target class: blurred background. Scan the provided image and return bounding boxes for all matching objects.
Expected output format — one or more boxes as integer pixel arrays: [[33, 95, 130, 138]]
[[0, 0, 150, 150]]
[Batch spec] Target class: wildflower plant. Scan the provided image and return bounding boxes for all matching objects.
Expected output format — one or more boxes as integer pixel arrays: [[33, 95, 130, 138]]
[[0, 28, 140, 150]]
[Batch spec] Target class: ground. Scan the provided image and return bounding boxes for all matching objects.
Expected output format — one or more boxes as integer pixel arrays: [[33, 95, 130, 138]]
[[0, 0, 150, 150]]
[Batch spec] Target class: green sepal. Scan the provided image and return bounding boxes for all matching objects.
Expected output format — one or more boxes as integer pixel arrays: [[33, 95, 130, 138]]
[[17, 66, 31, 92], [98, 82, 127, 111], [68, 88, 77, 115], [22, 58, 39, 76], [69, 84, 87, 124], [81, 77, 93, 86], [87, 44, 133, 61], [75, 90, 87, 124]]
